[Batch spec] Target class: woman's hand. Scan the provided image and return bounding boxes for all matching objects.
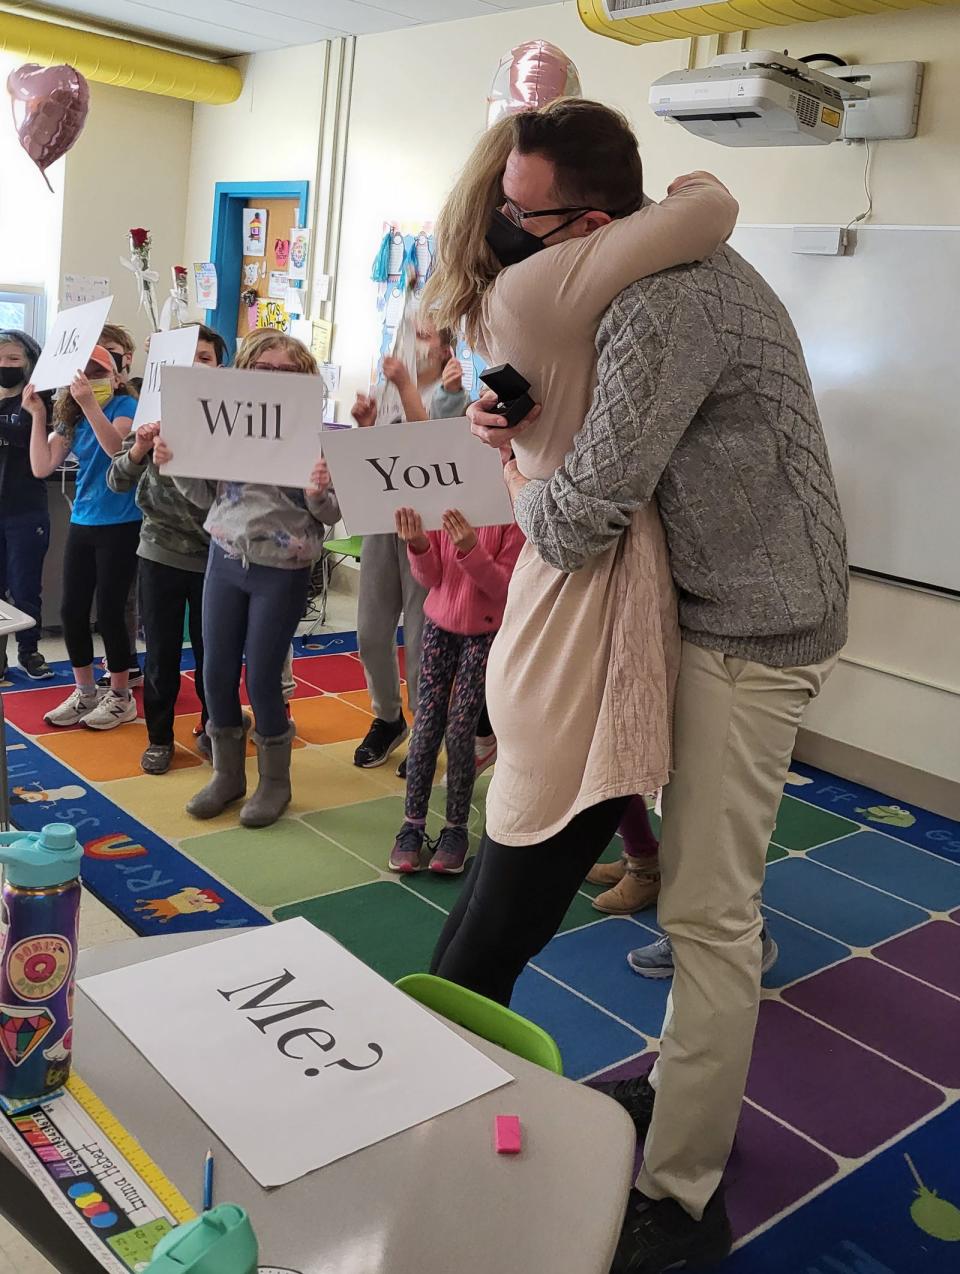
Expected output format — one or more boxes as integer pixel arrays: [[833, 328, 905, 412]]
[[382, 357, 411, 391], [442, 509, 478, 554], [502, 456, 530, 506], [395, 506, 429, 553], [307, 456, 331, 496], [153, 436, 173, 467], [441, 357, 464, 395], [352, 392, 377, 428], [70, 371, 96, 411], [469, 389, 541, 450], [130, 421, 160, 463]]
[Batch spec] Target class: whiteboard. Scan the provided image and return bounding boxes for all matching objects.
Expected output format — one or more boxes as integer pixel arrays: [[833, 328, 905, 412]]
[[730, 225, 960, 595]]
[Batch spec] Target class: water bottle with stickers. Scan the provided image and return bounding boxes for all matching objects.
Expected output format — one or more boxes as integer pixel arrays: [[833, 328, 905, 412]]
[[0, 824, 82, 1103]]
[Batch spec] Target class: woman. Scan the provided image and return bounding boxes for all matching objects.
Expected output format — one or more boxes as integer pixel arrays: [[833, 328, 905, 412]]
[[419, 97, 737, 1005], [28, 346, 140, 730], [155, 330, 338, 829], [0, 330, 52, 679]]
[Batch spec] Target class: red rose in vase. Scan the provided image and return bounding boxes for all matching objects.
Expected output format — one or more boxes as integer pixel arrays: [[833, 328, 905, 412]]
[[130, 227, 149, 249]]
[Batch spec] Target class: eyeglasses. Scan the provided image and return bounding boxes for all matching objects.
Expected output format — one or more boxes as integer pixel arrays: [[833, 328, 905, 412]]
[[502, 196, 590, 227], [251, 363, 300, 373]]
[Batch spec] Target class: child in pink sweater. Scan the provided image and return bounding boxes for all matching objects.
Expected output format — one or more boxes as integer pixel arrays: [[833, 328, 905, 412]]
[[390, 505, 524, 875]]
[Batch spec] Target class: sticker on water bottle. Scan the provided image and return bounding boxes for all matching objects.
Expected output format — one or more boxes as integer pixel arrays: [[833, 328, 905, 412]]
[[6, 934, 73, 1000]]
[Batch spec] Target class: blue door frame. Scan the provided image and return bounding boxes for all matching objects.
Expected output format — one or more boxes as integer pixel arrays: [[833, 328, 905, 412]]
[[206, 180, 310, 356]]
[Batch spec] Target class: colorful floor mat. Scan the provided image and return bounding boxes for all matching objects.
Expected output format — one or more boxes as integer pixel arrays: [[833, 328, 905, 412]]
[[3, 633, 959, 1270]]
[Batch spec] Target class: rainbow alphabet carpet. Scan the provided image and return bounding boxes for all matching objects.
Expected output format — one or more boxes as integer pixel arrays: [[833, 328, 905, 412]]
[[3, 632, 959, 1271]]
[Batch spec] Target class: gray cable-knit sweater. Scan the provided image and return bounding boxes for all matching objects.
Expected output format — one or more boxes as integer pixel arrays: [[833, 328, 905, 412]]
[[513, 245, 849, 669]]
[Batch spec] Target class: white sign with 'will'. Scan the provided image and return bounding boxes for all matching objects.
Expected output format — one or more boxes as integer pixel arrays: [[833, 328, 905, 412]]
[[79, 919, 512, 1188], [320, 416, 516, 535], [159, 365, 326, 488]]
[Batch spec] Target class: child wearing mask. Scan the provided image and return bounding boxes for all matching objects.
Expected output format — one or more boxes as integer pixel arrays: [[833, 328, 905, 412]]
[[107, 325, 228, 775], [390, 506, 523, 874], [154, 330, 338, 828], [26, 346, 140, 729], [0, 330, 53, 680], [351, 320, 469, 774]]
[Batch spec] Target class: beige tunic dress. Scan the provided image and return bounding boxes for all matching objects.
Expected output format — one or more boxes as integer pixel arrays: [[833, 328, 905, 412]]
[[479, 178, 738, 845]]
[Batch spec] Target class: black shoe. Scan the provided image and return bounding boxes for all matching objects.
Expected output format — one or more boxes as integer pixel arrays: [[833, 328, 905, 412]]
[[20, 651, 54, 680], [591, 1073, 657, 1140], [97, 665, 144, 689], [354, 716, 409, 768], [396, 756, 407, 779], [612, 1188, 732, 1273]]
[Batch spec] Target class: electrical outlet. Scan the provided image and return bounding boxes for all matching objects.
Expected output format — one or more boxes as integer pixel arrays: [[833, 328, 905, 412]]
[[829, 62, 924, 142]]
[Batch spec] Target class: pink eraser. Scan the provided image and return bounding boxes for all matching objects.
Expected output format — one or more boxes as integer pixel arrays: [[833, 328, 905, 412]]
[[495, 1115, 522, 1154]]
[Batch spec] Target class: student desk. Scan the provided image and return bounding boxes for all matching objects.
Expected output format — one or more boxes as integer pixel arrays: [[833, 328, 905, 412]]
[[3, 930, 636, 1273]]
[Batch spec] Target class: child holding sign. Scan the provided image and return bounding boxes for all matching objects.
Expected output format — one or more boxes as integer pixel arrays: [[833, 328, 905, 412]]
[[155, 330, 339, 829], [107, 325, 229, 775], [26, 345, 140, 730], [389, 506, 523, 874]]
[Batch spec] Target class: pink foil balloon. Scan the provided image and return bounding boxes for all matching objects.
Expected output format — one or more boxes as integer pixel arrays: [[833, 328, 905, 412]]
[[486, 41, 582, 129], [7, 63, 90, 192]]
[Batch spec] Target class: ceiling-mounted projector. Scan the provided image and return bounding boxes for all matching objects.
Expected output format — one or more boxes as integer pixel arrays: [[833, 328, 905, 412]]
[[649, 51, 866, 147]]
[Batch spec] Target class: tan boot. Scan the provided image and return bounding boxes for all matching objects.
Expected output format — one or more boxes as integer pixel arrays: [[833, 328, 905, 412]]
[[586, 856, 627, 886], [593, 860, 661, 915]]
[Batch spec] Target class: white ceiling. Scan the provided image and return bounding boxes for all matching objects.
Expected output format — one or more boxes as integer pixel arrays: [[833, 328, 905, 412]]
[[28, 0, 559, 57]]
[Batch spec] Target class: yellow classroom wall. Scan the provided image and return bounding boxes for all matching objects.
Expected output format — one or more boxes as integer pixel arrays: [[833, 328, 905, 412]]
[[181, 3, 960, 797], [58, 82, 195, 365]]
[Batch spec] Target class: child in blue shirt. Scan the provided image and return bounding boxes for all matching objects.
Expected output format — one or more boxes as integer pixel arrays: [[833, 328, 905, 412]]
[[26, 343, 141, 730]]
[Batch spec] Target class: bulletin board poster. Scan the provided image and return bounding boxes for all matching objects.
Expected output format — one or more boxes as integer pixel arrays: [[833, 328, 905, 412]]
[[370, 220, 485, 394]]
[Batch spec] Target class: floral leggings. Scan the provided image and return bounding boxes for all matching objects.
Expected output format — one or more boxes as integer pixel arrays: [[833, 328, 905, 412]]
[[405, 619, 495, 828]]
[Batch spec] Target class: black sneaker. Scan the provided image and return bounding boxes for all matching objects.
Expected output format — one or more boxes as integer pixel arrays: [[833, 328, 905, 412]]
[[97, 665, 144, 689], [20, 651, 54, 679], [591, 1072, 657, 1140], [354, 716, 408, 768], [611, 1188, 732, 1273], [396, 756, 407, 780]]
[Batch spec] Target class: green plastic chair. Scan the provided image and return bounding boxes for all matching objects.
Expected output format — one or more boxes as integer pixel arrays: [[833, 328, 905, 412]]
[[396, 973, 563, 1075], [324, 534, 363, 560]]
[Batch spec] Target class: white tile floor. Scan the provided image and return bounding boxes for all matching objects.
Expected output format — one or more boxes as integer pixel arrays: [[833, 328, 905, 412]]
[[1, 580, 360, 1270]]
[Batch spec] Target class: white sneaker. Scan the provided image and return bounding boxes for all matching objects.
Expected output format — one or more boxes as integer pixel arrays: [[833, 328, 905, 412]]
[[44, 687, 101, 727], [81, 689, 138, 731]]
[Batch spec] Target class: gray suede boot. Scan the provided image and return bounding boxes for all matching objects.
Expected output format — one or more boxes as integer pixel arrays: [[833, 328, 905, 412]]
[[240, 723, 295, 828], [186, 723, 249, 819]]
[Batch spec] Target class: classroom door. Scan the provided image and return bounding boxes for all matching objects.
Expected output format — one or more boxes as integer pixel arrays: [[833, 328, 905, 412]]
[[236, 198, 301, 340]]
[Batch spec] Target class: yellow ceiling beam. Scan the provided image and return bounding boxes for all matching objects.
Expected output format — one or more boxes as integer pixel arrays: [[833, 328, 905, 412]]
[[0, 9, 241, 103]]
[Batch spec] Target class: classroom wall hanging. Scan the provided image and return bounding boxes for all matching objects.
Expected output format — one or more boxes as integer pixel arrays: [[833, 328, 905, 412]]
[[486, 40, 581, 128], [6, 62, 89, 191]]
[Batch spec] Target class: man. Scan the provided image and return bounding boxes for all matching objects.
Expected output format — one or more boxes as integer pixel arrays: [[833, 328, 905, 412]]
[[473, 228, 847, 1268]]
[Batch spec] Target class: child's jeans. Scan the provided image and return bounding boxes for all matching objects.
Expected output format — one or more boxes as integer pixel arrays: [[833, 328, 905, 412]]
[[405, 619, 494, 828], [202, 544, 309, 737]]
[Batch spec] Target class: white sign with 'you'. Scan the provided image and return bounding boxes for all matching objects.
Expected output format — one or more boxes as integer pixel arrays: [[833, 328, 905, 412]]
[[159, 365, 326, 488], [321, 415, 516, 535], [79, 919, 512, 1187]]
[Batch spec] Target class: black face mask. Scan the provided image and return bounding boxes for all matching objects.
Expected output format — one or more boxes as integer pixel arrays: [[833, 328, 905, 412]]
[[0, 366, 25, 390], [485, 208, 549, 268]]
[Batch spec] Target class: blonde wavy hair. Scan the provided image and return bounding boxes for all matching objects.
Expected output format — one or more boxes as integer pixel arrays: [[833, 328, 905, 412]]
[[235, 329, 320, 376], [422, 98, 644, 349]]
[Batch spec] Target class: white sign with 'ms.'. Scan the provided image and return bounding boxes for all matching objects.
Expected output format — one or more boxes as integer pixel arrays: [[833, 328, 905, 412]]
[[159, 365, 326, 488]]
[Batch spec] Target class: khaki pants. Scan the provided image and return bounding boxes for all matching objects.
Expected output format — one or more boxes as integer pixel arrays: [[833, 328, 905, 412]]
[[357, 532, 427, 721], [638, 642, 835, 1218]]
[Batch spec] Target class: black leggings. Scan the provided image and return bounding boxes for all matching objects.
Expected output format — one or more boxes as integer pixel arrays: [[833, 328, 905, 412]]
[[61, 522, 141, 672], [431, 796, 630, 1005]]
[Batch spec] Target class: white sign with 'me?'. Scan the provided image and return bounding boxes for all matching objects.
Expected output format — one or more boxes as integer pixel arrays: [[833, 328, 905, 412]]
[[159, 365, 326, 488], [321, 416, 516, 535], [79, 919, 512, 1188]]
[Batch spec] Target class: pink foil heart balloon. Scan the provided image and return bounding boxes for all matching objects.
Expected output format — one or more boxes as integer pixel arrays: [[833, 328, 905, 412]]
[[7, 63, 90, 192], [486, 41, 582, 129]]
